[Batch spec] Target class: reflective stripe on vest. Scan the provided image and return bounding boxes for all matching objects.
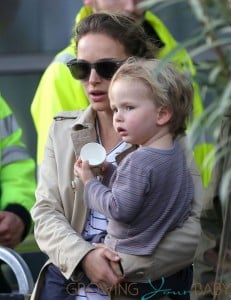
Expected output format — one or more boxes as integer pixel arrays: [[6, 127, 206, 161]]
[[53, 52, 75, 64], [1, 146, 30, 165], [0, 114, 18, 139]]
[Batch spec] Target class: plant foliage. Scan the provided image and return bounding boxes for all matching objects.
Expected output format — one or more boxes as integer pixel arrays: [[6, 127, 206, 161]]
[[139, 0, 231, 198]]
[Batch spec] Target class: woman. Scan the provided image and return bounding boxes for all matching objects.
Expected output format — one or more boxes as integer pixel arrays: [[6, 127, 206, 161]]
[[31, 12, 203, 300]]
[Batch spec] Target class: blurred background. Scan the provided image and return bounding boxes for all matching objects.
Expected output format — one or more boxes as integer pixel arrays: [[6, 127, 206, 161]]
[[0, 0, 199, 160]]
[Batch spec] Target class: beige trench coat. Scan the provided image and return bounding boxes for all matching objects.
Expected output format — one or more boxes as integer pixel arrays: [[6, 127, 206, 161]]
[[30, 106, 203, 300]]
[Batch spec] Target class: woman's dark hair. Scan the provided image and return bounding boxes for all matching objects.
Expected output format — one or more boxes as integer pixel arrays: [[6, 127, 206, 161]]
[[74, 12, 157, 59]]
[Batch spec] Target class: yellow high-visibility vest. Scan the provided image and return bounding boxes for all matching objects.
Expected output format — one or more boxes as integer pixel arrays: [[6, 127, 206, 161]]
[[0, 95, 36, 211]]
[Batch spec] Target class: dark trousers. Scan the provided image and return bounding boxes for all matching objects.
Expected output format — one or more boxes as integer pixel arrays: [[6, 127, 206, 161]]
[[39, 263, 192, 300], [39, 264, 75, 300], [124, 266, 192, 299]]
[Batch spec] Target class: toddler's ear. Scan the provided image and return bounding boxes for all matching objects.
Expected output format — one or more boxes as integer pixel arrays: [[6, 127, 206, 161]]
[[157, 106, 172, 126]]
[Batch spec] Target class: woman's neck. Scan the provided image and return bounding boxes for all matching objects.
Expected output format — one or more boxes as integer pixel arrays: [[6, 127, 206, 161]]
[[96, 112, 122, 152]]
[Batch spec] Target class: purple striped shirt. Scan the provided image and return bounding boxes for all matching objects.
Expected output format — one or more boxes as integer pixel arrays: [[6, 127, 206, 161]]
[[84, 140, 193, 255]]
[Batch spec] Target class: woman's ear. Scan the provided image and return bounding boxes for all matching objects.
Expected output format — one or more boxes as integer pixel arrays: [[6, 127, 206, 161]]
[[157, 106, 172, 126]]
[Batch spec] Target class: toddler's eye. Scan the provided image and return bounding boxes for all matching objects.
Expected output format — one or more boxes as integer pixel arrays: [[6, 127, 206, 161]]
[[112, 107, 118, 113]]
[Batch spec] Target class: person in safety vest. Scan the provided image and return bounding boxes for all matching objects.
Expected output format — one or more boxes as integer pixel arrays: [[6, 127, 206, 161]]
[[31, 0, 213, 187], [0, 94, 36, 293]]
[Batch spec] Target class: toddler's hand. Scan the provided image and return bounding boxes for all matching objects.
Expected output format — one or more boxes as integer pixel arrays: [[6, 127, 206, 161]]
[[74, 157, 95, 184]]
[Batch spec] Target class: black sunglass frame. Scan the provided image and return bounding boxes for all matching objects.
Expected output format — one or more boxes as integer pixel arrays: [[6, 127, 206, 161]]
[[67, 59, 125, 80]]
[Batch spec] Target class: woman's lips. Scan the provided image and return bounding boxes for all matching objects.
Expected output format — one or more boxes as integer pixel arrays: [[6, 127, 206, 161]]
[[89, 90, 106, 102]]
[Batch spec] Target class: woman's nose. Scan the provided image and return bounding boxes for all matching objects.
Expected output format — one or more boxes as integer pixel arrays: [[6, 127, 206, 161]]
[[88, 68, 100, 84]]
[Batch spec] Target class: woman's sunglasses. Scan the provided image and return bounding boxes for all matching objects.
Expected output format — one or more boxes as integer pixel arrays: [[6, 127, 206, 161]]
[[67, 59, 125, 81]]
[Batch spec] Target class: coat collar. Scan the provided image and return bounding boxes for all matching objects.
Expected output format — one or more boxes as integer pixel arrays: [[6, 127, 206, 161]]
[[69, 106, 137, 163]]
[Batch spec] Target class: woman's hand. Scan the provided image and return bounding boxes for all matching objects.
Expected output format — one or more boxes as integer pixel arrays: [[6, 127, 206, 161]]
[[93, 243, 124, 277], [81, 245, 124, 292]]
